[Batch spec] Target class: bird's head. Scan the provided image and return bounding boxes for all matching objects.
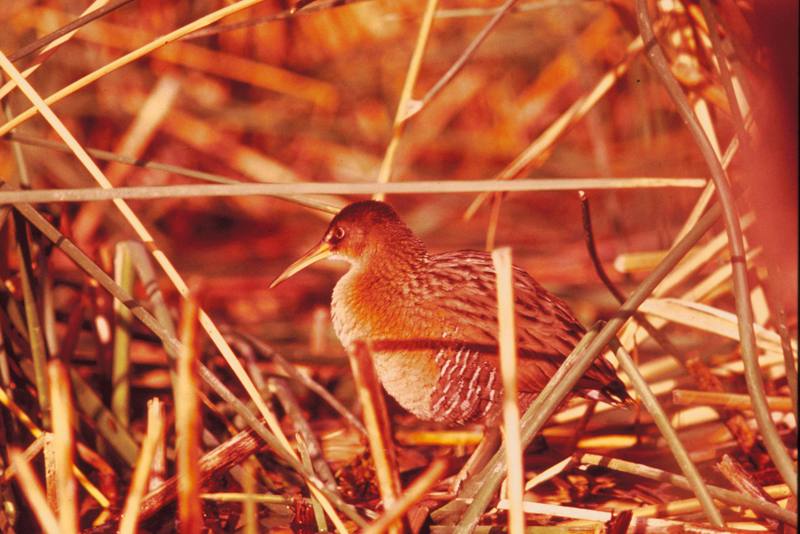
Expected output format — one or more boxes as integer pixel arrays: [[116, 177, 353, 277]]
[[269, 200, 425, 288]]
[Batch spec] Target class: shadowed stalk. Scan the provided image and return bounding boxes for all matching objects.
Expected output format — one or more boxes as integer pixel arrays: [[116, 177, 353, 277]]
[[491, 247, 524, 534], [635, 0, 797, 495], [13, 203, 49, 430], [111, 242, 134, 429], [269, 377, 338, 491], [6, 0, 135, 64], [231, 330, 366, 436], [579, 190, 688, 363], [38, 246, 57, 357], [3, 98, 50, 428]]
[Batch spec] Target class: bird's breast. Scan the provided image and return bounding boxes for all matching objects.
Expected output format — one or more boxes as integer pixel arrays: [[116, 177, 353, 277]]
[[330, 267, 441, 420]]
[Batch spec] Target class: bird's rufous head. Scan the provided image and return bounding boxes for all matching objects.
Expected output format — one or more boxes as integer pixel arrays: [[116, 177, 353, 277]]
[[269, 200, 423, 288]]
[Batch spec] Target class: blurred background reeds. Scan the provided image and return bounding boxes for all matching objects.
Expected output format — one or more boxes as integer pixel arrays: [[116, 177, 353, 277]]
[[0, 0, 796, 532]]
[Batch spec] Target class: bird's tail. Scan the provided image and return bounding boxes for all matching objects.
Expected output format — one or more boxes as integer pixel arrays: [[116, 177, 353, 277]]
[[587, 379, 636, 409]]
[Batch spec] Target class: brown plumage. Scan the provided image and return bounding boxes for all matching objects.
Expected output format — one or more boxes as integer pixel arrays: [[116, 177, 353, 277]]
[[271, 200, 630, 424]]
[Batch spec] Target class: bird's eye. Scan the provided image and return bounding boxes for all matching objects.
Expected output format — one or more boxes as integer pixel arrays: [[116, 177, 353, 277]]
[[330, 226, 346, 243]]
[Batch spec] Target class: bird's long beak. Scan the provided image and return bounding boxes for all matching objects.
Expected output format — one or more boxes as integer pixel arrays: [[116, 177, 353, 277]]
[[269, 241, 332, 289]]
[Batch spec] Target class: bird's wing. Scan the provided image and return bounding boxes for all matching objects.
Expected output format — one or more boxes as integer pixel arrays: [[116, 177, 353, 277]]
[[424, 250, 627, 403]]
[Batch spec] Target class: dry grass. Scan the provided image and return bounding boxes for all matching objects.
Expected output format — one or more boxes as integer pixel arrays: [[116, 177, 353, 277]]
[[0, 1, 796, 532]]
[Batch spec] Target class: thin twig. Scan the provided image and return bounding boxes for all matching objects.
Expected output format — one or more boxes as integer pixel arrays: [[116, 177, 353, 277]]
[[6, 0, 135, 63], [374, 0, 439, 202], [414, 0, 520, 115]]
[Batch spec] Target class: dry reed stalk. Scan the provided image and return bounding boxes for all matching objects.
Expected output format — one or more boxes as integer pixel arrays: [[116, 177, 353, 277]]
[[496, 500, 611, 522], [0, 177, 709, 205], [48, 361, 77, 534], [296, 435, 328, 531], [348, 341, 403, 533], [241, 459, 258, 534], [374, 0, 439, 202], [619, 214, 756, 350], [43, 433, 56, 511], [492, 247, 525, 534], [636, 0, 796, 494], [1, 435, 44, 483], [637, 298, 795, 356], [673, 389, 794, 412], [119, 398, 165, 534], [9, 448, 60, 534], [176, 298, 202, 534]]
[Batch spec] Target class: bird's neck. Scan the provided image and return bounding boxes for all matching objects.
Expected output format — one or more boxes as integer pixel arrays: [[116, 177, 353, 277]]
[[361, 236, 428, 287]]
